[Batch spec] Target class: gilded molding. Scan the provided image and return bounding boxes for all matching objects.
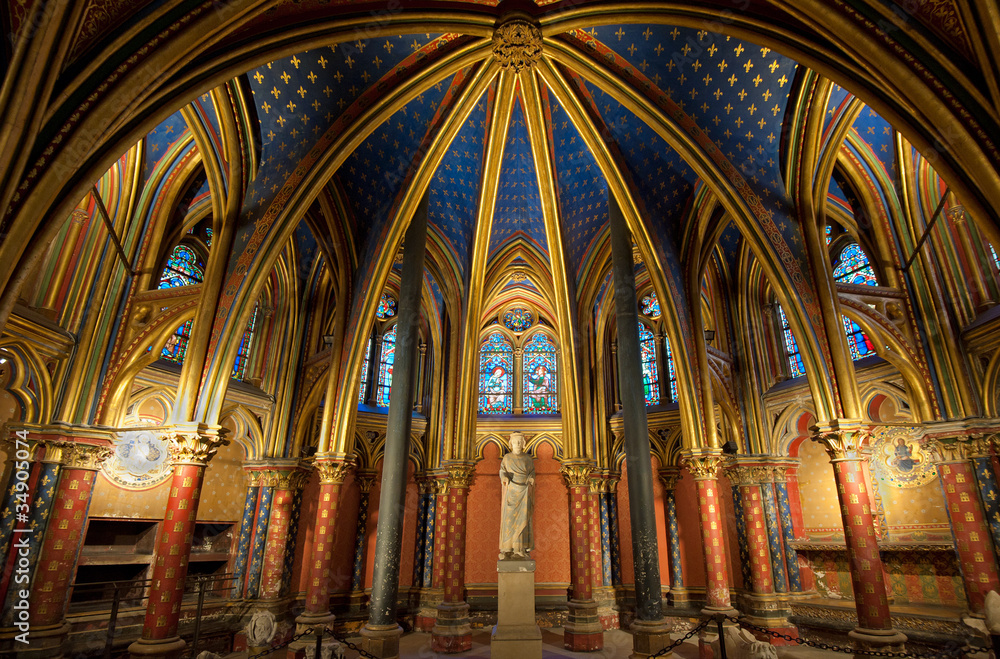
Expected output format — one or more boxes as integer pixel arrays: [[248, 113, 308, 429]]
[[492, 19, 542, 72], [560, 461, 594, 488], [929, 435, 994, 463], [313, 456, 355, 485], [44, 441, 113, 470], [170, 427, 229, 466], [447, 463, 476, 489], [810, 421, 870, 460], [681, 450, 724, 480]]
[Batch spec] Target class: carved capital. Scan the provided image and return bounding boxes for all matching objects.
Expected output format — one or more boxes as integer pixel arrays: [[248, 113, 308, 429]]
[[245, 469, 263, 487], [447, 463, 476, 489], [657, 468, 681, 491], [929, 436, 992, 463], [560, 461, 594, 488], [681, 450, 725, 480], [492, 18, 542, 72], [723, 463, 755, 487], [170, 426, 229, 466], [810, 421, 870, 460], [44, 441, 113, 470], [771, 465, 788, 483], [355, 470, 377, 495], [314, 456, 354, 484]]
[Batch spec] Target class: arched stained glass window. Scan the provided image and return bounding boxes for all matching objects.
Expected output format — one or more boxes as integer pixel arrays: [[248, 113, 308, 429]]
[[991, 244, 1000, 272], [664, 335, 678, 403], [376, 293, 397, 320], [205, 227, 213, 248], [232, 304, 260, 381], [523, 333, 558, 414], [778, 305, 805, 379], [478, 332, 514, 414], [832, 243, 878, 286], [161, 319, 193, 363], [842, 315, 876, 360], [502, 308, 533, 332], [158, 245, 204, 288], [358, 336, 373, 404], [638, 322, 659, 406], [376, 325, 397, 407], [640, 292, 661, 320]]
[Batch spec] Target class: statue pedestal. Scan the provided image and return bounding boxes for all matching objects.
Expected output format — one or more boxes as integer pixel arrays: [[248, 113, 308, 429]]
[[491, 559, 542, 659]]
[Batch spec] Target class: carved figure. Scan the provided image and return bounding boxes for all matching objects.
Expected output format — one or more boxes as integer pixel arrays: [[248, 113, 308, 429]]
[[245, 610, 277, 647], [499, 432, 535, 559]]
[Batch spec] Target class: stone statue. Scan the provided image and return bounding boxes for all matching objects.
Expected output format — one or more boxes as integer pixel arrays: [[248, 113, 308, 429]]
[[245, 610, 277, 647], [499, 432, 535, 559]]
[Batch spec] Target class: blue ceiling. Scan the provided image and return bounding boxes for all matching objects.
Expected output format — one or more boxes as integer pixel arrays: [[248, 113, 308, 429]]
[[142, 110, 188, 184], [487, 98, 548, 257]]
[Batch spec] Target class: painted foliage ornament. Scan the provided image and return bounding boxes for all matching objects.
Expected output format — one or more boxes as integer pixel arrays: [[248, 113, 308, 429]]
[[869, 428, 935, 489], [102, 429, 172, 489], [492, 19, 542, 72]]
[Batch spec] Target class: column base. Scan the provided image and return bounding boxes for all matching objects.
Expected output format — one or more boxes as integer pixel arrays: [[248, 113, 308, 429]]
[[361, 623, 402, 659], [629, 617, 673, 659], [295, 610, 336, 633], [849, 627, 907, 650], [128, 636, 186, 659], [431, 601, 472, 653], [7, 622, 69, 658], [564, 599, 604, 651]]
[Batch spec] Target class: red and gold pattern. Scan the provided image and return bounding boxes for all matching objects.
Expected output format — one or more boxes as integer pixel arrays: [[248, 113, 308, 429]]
[[141, 463, 204, 640], [739, 484, 774, 594], [696, 476, 732, 609], [831, 458, 892, 630], [30, 466, 98, 626], [561, 463, 593, 600], [259, 486, 294, 600], [432, 476, 449, 589], [936, 460, 1000, 613], [443, 485, 469, 603], [303, 461, 350, 614]]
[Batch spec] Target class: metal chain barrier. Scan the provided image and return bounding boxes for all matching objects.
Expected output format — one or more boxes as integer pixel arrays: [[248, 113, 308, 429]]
[[735, 616, 979, 659], [244, 625, 384, 659], [649, 617, 714, 658], [246, 628, 313, 659]]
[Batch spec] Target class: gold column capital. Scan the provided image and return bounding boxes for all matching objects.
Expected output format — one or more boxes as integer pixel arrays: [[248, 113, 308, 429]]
[[313, 454, 355, 484], [657, 467, 681, 491], [929, 436, 994, 463], [559, 460, 594, 488], [446, 462, 476, 489], [809, 420, 870, 460], [355, 470, 378, 494], [169, 424, 229, 466], [681, 449, 725, 480], [43, 441, 113, 470]]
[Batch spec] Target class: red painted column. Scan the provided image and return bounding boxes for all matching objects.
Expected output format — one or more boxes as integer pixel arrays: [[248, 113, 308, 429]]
[[129, 425, 227, 659], [431, 474, 450, 590], [431, 464, 474, 653], [28, 441, 112, 652], [297, 456, 353, 625], [561, 461, 603, 651], [933, 439, 1000, 614], [258, 465, 307, 601], [812, 423, 906, 649], [727, 468, 773, 596], [682, 451, 733, 612]]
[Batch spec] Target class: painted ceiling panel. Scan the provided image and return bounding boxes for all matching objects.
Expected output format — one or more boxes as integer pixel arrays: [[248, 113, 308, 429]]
[[583, 79, 697, 245], [852, 105, 897, 178], [142, 110, 189, 184], [337, 74, 455, 255], [428, 85, 490, 279], [546, 88, 608, 283], [242, 34, 442, 226], [824, 82, 853, 134], [487, 99, 548, 257]]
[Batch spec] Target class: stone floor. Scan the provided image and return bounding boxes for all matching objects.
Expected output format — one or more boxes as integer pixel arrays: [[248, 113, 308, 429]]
[[387, 628, 842, 659]]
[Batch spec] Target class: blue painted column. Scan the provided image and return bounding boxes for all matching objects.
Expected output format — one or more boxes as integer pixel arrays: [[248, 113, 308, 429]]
[[726, 473, 755, 590], [412, 478, 430, 587], [351, 472, 376, 592], [605, 475, 622, 586], [772, 469, 802, 591], [656, 469, 684, 591], [231, 471, 260, 599], [244, 483, 274, 599], [597, 483, 612, 587], [760, 474, 789, 593], [422, 487, 437, 588], [972, 454, 1000, 568]]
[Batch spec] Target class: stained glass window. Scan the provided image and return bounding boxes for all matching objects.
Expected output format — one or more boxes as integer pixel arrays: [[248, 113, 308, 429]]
[[842, 315, 876, 361], [376, 293, 397, 320], [638, 322, 660, 406], [832, 243, 878, 286], [523, 333, 558, 414], [161, 319, 192, 363], [778, 305, 806, 379], [232, 304, 259, 381], [358, 336, 373, 404], [205, 227, 213, 248], [502, 308, 533, 332], [991, 244, 1000, 272], [824, 225, 832, 245], [376, 325, 397, 406], [640, 292, 661, 320], [478, 332, 514, 414], [158, 245, 204, 288], [664, 336, 678, 402]]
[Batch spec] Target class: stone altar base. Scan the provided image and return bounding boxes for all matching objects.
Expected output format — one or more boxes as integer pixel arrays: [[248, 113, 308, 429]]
[[491, 559, 542, 659]]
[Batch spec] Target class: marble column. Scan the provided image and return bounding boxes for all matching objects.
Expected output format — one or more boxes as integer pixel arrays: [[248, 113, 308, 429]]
[[258, 464, 308, 600], [681, 451, 735, 613], [657, 469, 685, 604], [811, 422, 906, 649], [431, 463, 475, 653], [296, 455, 353, 629], [25, 441, 112, 657], [931, 437, 1000, 615], [561, 461, 603, 651], [128, 424, 228, 659]]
